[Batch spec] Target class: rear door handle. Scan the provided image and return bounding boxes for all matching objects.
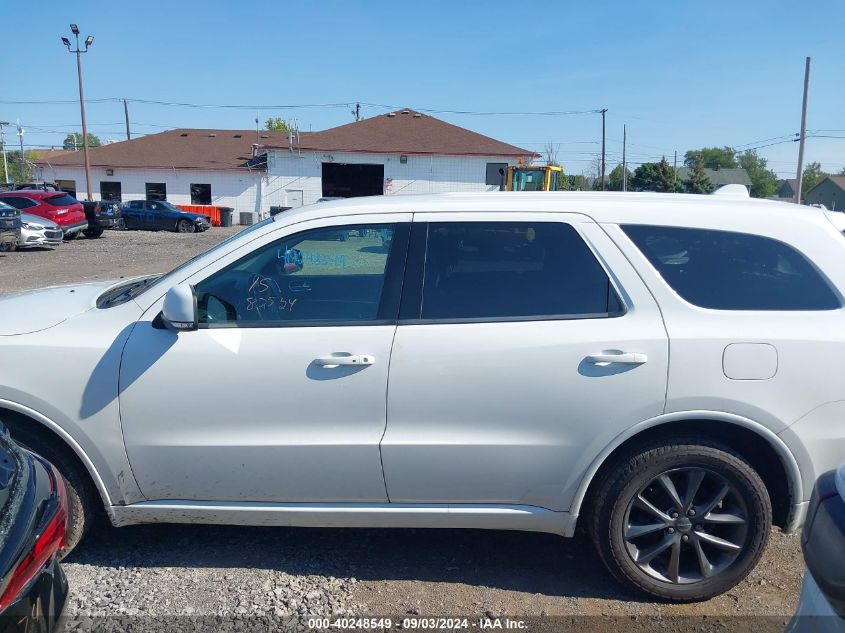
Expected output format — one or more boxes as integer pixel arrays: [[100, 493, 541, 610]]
[[315, 354, 375, 368], [289, 281, 311, 293], [586, 352, 648, 365]]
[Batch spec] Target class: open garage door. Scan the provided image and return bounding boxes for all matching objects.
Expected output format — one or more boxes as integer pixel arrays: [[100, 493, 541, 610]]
[[322, 163, 384, 198]]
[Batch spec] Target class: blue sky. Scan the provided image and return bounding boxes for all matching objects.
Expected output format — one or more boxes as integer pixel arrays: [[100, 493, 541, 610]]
[[3, 0, 843, 177]]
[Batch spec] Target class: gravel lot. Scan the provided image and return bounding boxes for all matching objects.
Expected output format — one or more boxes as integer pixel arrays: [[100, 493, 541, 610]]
[[1, 228, 804, 626]]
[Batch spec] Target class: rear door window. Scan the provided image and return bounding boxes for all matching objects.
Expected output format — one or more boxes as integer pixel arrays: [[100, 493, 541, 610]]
[[415, 222, 622, 321], [623, 225, 841, 311], [0, 197, 35, 210]]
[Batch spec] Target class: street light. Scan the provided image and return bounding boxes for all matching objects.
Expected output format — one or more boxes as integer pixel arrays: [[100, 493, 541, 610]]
[[0, 121, 9, 183], [61, 23, 94, 201]]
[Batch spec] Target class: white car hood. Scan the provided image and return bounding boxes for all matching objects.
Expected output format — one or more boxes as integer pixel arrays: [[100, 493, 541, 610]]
[[0, 278, 136, 335]]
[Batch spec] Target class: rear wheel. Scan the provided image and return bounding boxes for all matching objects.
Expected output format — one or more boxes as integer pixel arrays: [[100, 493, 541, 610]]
[[6, 422, 98, 557], [176, 219, 195, 233], [589, 438, 771, 602]]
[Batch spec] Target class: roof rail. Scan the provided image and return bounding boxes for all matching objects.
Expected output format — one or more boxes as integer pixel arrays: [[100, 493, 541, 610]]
[[712, 184, 750, 198]]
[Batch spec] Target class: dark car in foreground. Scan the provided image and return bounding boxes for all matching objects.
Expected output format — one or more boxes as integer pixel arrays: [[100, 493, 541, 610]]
[[0, 425, 68, 632], [0, 191, 87, 241], [122, 200, 210, 233], [787, 463, 845, 632], [0, 201, 21, 252], [81, 200, 124, 238]]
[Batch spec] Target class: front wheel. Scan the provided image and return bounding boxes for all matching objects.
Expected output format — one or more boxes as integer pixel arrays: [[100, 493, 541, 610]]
[[176, 219, 195, 233], [83, 226, 104, 239], [63, 231, 78, 241], [589, 439, 771, 602], [0, 240, 16, 252], [6, 422, 98, 557]]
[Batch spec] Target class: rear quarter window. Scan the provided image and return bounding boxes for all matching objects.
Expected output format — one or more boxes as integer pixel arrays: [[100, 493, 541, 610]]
[[622, 225, 841, 311]]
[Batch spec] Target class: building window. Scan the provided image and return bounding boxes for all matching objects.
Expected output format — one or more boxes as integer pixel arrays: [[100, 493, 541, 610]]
[[190, 183, 212, 205], [145, 183, 167, 201], [100, 181, 122, 201], [55, 180, 77, 198], [485, 163, 507, 187]]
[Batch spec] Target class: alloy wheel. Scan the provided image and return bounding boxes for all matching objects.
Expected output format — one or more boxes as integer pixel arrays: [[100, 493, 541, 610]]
[[622, 467, 749, 585]]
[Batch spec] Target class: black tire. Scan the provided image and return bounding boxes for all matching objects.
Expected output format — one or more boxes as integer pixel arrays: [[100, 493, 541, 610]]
[[5, 422, 98, 557], [0, 241, 16, 252], [83, 226, 104, 239], [63, 232, 78, 241], [176, 219, 195, 233], [589, 438, 771, 602]]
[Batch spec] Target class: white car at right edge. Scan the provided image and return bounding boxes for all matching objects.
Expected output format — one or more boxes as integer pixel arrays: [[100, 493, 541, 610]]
[[1, 187, 845, 602]]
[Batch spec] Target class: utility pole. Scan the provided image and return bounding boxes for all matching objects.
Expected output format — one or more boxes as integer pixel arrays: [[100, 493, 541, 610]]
[[123, 99, 131, 140], [622, 124, 627, 192], [673, 150, 678, 175], [600, 108, 607, 190], [62, 24, 94, 201], [16, 122, 24, 158], [0, 122, 9, 183], [354, 103, 361, 122], [16, 121, 26, 182], [794, 56, 811, 204]]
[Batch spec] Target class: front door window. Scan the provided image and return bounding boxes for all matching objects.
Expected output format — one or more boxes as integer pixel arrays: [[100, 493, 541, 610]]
[[195, 224, 398, 326]]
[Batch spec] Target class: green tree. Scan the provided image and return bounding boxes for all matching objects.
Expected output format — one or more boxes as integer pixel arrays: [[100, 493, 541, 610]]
[[264, 117, 289, 132], [801, 162, 827, 200], [3, 150, 39, 182], [62, 133, 101, 150], [630, 157, 681, 193], [684, 146, 737, 169], [684, 158, 714, 194], [606, 164, 632, 191], [738, 150, 778, 198]]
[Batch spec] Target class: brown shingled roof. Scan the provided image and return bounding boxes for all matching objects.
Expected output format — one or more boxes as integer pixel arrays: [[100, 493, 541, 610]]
[[35, 110, 535, 171], [265, 109, 537, 157], [34, 129, 293, 171]]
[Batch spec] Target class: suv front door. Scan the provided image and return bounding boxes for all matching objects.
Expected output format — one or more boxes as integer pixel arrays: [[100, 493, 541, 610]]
[[381, 213, 669, 512], [118, 216, 410, 502]]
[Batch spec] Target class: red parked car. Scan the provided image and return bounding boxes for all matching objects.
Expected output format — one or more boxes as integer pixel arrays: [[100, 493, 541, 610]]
[[0, 190, 87, 240]]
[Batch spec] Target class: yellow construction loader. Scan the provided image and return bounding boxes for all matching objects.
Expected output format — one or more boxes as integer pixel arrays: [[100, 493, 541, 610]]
[[504, 164, 564, 191]]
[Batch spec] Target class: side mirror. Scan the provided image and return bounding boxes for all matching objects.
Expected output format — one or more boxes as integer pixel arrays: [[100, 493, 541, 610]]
[[161, 283, 198, 331]]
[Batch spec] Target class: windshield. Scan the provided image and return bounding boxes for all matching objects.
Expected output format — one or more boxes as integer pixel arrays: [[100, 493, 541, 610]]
[[511, 169, 546, 192], [45, 193, 79, 207], [98, 218, 276, 308]]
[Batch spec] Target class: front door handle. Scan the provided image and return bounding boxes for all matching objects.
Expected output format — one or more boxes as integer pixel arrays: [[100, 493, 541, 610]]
[[289, 281, 311, 293], [314, 354, 375, 368], [586, 352, 648, 365]]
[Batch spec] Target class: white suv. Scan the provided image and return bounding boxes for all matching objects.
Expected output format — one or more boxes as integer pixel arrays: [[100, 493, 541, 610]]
[[2, 190, 844, 602]]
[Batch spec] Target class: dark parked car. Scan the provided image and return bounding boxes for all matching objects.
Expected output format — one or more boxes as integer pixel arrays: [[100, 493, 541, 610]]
[[0, 191, 87, 241], [0, 201, 21, 252], [787, 464, 845, 632], [80, 200, 124, 238], [0, 424, 68, 632], [122, 200, 211, 233]]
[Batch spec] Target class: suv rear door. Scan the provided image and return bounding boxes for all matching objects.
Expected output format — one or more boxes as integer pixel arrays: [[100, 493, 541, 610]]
[[381, 212, 669, 511]]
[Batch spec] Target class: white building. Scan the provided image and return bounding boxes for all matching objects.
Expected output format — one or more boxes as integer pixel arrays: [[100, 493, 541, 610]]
[[35, 109, 535, 224], [263, 108, 536, 208]]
